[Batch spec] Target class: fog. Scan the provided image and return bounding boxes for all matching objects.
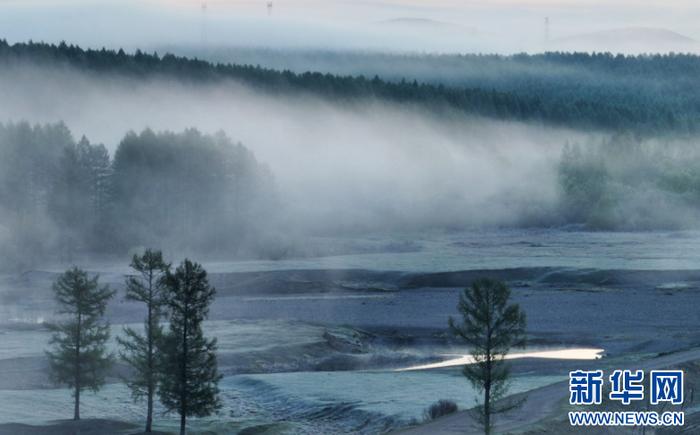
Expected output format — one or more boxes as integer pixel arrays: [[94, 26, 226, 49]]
[[1, 0, 700, 54], [4, 3, 700, 435], [0, 61, 585, 236]]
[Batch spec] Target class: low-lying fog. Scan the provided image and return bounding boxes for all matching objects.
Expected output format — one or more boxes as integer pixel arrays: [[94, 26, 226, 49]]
[[0, 62, 588, 232]]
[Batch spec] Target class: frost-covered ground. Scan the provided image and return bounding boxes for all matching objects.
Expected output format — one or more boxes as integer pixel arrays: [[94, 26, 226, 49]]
[[2, 229, 700, 433], [0, 368, 562, 433], [12, 229, 700, 277], [0, 318, 568, 433]]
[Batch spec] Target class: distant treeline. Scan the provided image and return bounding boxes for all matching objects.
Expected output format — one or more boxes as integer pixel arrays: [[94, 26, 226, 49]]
[[3, 40, 700, 133], [0, 122, 274, 266]]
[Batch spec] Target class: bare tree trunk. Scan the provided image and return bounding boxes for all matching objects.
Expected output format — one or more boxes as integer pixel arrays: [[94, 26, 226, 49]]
[[146, 392, 153, 432], [179, 303, 188, 435], [484, 381, 491, 435], [179, 412, 186, 435], [484, 305, 492, 435], [74, 313, 82, 421], [146, 272, 154, 432], [74, 387, 80, 421]]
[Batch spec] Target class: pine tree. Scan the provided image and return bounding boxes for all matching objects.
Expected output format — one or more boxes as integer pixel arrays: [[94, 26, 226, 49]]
[[158, 259, 221, 435], [46, 267, 115, 420], [448, 278, 526, 435], [117, 249, 170, 432], [49, 136, 111, 258]]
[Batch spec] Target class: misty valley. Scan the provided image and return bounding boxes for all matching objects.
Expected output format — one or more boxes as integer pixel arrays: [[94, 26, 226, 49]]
[[3, 39, 700, 435]]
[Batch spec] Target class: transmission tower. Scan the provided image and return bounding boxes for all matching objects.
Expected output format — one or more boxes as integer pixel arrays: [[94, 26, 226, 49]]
[[201, 1, 208, 46]]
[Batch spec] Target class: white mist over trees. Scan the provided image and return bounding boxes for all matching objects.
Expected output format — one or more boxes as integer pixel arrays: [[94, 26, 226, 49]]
[[0, 123, 276, 269], [5, 42, 700, 271], [108, 129, 274, 253], [51, 135, 111, 258], [558, 134, 700, 230]]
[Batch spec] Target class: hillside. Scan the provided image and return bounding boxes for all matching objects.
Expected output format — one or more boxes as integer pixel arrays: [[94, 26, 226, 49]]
[[2, 40, 700, 133], [554, 27, 698, 53]]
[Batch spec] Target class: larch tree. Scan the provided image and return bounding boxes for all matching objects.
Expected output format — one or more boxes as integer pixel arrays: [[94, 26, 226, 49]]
[[448, 278, 526, 435], [117, 249, 170, 432], [46, 267, 115, 420], [158, 259, 222, 435]]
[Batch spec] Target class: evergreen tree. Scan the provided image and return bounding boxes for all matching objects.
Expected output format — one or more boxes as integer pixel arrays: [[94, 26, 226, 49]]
[[0, 121, 70, 267], [76, 136, 112, 250], [117, 249, 170, 432], [4, 40, 700, 133], [448, 279, 526, 435], [109, 128, 271, 252], [158, 259, 222, 435], [49, 136, 111, 258], [45, 267, 115, 420]]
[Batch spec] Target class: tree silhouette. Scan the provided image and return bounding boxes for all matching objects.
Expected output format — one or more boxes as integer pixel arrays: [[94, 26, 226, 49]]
[[158, 259, 222, 435], [117, 249, 170, 432], [449, 278, 526, 434], [46, 267, 115, 420]]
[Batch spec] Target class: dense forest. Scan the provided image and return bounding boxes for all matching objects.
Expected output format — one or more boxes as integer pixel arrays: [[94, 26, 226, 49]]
[[3, 40, 700, 133], [2, 40, 700, 262], [0, 122, 274, 268], [172, 47, 700, 135], [558, 134, 700, 229]]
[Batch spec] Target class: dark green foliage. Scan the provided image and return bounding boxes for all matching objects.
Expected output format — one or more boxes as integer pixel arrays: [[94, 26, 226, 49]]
[[158, 259, 222, 435], [558, 143, 613, 228], [116, 249, 170, 433], [0, 122, 72, 267], [449, 279, 526, 435], [557, 135, 700, 229], [2, 39, 700, 132], [45, 267, 115, 420], [109, 129, 272, 252], [49, 136, 111, 258], [0, 122, 273, 266], [0, 122, 110, 264]]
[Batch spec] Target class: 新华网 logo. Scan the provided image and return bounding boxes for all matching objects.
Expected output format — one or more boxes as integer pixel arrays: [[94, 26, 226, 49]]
[[568, 369, 684, 427]]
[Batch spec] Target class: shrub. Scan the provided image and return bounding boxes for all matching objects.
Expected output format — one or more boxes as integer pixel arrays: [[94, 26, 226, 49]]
[[423, 399, 458, 421]]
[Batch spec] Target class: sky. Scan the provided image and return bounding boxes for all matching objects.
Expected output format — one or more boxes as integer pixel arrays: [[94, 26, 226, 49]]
[[0, 0, 698, 53]]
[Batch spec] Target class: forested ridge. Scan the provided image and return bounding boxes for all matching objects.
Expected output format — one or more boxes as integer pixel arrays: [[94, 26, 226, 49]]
[[3, 39, 700, 262], [3, 40, 700, 133]]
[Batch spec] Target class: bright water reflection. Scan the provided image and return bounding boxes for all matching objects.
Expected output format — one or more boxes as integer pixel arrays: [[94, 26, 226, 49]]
[[397, 347, 604, 371]]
